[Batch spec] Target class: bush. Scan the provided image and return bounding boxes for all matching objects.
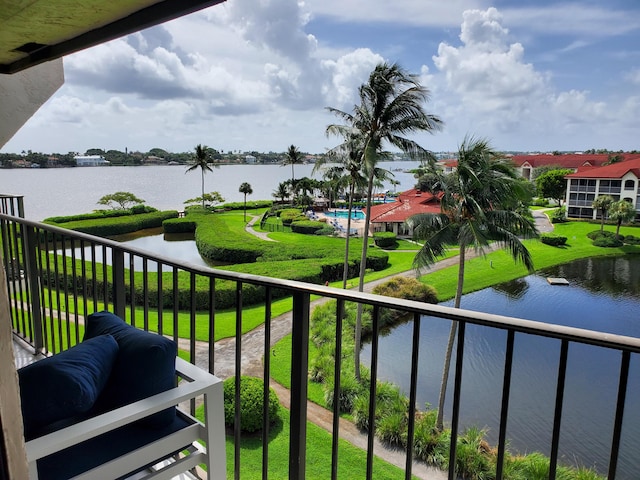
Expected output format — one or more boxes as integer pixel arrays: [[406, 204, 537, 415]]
[[373, 231, 397, 248], [550, 206, 567, 223], [279, 208, 305, 225], [223, 376, 280, 433], [533, 198, 550, 207], [290, 220, 327, 234], [540, 233, 567, 246], [624, 235, 640, 245], [592, 236, 623, 247], [371, 276, 437, 329], [49, 210, 179, 237]]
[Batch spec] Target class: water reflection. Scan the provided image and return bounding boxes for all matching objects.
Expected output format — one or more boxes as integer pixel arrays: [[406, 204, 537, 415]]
[[64, 228, 229, 271], [362, 255, 640, 478]]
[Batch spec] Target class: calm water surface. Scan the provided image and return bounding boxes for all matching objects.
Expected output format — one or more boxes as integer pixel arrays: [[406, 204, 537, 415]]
[[362, 256, 640, 478], [0, 161, 419, 220]]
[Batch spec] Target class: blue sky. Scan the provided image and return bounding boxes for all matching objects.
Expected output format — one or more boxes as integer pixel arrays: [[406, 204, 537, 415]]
[[3, 0, 640, 155]]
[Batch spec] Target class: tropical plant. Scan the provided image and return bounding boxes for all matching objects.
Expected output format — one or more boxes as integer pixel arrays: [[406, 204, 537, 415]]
[[97, 191, 145, 210], [325, 61, 443, 380], [283, 145, 304, 201], [591, 195, 614, 232], [239, 182, 253, 222], [609, 199, 636, 237], [272, 181, 290, 204], [186, 144, 218, 209], [407, 136, 538, 430]]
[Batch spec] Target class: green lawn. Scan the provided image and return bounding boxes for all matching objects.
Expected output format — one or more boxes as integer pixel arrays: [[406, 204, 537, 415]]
[[422, 222, 640, 301]]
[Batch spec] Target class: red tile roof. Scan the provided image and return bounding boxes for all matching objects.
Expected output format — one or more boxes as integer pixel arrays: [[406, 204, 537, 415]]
[[510, 154, 613, 169], [369, 188, 441, 223], [566, 157, 640, 179]]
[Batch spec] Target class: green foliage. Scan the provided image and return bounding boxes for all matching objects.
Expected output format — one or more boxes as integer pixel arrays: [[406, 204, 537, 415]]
[[290, 220, 327, 234], [372, 276, 438, 325], [220, 200, 272, 210], [279, 208, 306, 225], [97, 191, 145, 210], [551, 206, 567, 223], [535, 169, 573, 205], [223, 376, 280, 433], [373, 231, 397, 248], [540, 233, 568, 246], [184, 191, 225, 209], [532, 198, 550, 207], [162, 218, 196, 233], [47, 210, 178, 237], [623, 235, 640, 245], [592, 236, 624, 247]]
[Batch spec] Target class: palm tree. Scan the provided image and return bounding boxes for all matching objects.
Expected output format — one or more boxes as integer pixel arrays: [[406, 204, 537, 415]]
[[272, 182, 290, 204], [283, 145, 304, 202], [407, 136, 538, 431], [592, 195, 614, 232], [609, 199, 636, 237], [326, 62, 443, 380], [239, 182, 253, 222], [186, 144, 218, 209]]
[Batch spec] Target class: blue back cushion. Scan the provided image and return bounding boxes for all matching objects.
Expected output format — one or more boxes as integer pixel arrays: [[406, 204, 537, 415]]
[[84, 311, 177, 428], [18, 334, 119, 440]]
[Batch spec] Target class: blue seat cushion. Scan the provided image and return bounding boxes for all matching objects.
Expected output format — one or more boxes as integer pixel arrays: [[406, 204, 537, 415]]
[[83, 311, 177, 428], [18, 334, 119, 440], [35, 413, 193, 480]]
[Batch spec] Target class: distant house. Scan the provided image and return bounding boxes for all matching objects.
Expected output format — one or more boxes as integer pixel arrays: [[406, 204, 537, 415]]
[[143, 155, 167, 165], [369, 188, 441, 237], [565, 157, 640, 220], [510, 154, 621, 181], [245, 155, 257, 164], [74, 155, 109, 167]]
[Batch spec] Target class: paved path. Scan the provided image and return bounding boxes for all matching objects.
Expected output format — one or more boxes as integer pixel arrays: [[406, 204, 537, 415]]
[[185, 212, 554, 479]]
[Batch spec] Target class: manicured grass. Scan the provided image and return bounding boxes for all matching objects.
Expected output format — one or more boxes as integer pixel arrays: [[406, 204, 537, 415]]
[[421, 221, 640, 301], [196, 404, 415, 479]]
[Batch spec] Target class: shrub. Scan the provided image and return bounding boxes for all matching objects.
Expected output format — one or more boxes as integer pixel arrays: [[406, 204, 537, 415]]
[[314, 226, 335, 235], [533, 198, 550, 207], [290, 220, 327, 234], [371, 276, 437, 328], [550, 206, 567, 223], [323, 374, 362, 413], [540, 233, 567, 246], [50, 210, 178, 237], [223, 376, 280, 433], [373, 231, 397, 248], [279, 208, 305, 225], [592, 236, 623, 247], [624, 235, 640, 245]]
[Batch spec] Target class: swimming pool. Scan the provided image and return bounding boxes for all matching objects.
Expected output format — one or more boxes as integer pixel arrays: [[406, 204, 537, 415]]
[[329, 209, 365, 219]]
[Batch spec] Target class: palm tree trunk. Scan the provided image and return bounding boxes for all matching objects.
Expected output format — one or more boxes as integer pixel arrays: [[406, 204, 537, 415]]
[[436, 245, 466, 431], [342, 183, 356, 288], [243, 194, 247, 222], [201, 170, 205, 209], [354, 169, 375, 381]]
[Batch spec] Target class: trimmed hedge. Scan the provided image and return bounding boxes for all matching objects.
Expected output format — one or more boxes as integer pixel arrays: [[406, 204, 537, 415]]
[[162, 218, 196, 233], [290, 220, 327, 234], [373, 231, 397, 248], [44, 206, 158, 224], [540, 233, 568, 246], [46, 210, 178, 237]]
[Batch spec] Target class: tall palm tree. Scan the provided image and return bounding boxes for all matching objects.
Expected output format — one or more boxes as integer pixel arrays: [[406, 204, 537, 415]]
[[283, 145, 304, 203], [186, 144, 217, 209], [326, 62, 443, 380], [239, 182, 253, 222], [407, 136, 538, 430], [592, 194, 614, 232]]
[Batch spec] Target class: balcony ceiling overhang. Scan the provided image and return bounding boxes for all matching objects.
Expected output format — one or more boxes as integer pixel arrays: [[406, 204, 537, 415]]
[[0, 0, 225, 74]]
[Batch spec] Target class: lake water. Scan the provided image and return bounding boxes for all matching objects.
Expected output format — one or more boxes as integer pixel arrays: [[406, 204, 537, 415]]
[[0, 161, 419, 221], [362, 255, 640, 478]]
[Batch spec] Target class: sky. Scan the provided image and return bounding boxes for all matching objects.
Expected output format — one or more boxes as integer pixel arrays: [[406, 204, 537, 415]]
[[3, 0, 640, 155]]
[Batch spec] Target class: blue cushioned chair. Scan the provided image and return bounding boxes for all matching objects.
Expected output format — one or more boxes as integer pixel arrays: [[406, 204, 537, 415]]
[[20, 311, 226, 480]]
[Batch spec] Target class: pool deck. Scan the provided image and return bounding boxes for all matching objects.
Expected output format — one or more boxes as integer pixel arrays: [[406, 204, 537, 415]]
[[312, 209, 366, 236]]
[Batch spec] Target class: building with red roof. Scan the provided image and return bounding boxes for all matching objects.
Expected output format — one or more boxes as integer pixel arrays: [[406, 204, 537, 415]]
[[508, 154, 635, 180], [564, 158, 640, 220], [369, 188, 442, 237]]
